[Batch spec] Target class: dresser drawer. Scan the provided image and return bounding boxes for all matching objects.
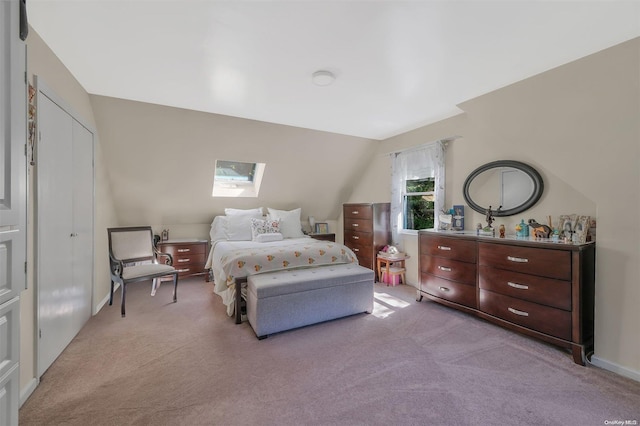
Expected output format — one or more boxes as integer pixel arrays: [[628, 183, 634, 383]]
[[344, 205, 373, 220], [421, 274, 476, 308], [478, 243, 570, 280], [344, 218, 373, 232], [421, 256, 476, 285], [479, 265, 571, 310], [420, 235, 476, 263], [344, 230, 373, 248], [479, 289, 571, 340]]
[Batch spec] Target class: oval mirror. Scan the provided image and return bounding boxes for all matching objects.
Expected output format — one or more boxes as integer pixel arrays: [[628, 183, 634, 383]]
[[462, 160, 543, 217]]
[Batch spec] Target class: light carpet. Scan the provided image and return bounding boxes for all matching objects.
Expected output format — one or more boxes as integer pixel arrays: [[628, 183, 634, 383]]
[[19, 277, 640, 425]]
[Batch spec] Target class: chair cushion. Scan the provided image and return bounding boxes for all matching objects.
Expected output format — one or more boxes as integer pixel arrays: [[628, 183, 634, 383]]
[[122, 264, 175, 280]]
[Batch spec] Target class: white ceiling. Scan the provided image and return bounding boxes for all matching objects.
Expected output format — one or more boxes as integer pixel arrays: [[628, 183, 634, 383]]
[[27, 1, 640, 140]]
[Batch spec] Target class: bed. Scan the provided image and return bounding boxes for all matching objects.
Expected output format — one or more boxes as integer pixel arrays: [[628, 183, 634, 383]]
[[205, 208, 366, 326]]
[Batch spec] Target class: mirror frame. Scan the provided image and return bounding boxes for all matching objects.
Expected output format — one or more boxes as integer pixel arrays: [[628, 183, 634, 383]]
[[462, 160, 544, 217]]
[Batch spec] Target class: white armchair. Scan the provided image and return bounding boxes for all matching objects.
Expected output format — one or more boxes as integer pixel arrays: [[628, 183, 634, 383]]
[[108, 226, 179, 317]]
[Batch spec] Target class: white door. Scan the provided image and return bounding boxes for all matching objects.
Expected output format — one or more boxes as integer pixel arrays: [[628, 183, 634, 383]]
[[71, 119, 94, 321], [36, 82, 94, 377], [0, 0, 26, 423]]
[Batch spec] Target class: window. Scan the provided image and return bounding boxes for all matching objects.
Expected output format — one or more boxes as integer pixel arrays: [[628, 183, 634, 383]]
[[404, 178, 435, 230], [390, 141, 445, 241], [212, 160, 265, 197]]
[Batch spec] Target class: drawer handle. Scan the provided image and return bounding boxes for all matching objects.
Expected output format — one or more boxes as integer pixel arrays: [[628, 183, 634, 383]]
[[507, 281, 529, 290], [178, 248, 191, 253], [508, 307, 529, 317], [178, 268, 190, 273], [352, 223, 359, 227], [437, 245, 451, 251], [352, 236, 359, 240], [438, 266, 452, 272], [353, 248, 360, 252], [178, 259, 190, 263], [507, 256, 528, 263], [352, 211, 359, 214], [439, 286, 450, 292]]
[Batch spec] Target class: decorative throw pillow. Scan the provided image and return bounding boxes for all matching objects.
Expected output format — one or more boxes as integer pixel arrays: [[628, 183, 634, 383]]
[[267, 208, 305, 239], [251, 218, 280, 240], [254, 233, 284, 243]]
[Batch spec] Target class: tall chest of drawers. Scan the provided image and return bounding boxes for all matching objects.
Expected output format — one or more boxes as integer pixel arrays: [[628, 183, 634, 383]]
[[418, 230, 595, 365], [343, 203, 391, 280], [156, 240, 209, 280]]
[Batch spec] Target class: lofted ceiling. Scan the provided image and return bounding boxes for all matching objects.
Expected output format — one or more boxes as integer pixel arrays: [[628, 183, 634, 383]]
[[27, 1, 640, 140]]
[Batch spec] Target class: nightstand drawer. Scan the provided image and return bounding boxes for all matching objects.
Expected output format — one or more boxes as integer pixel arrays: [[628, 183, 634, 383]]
[[159, 243, 206, 256], [157, 240, 208, 280]]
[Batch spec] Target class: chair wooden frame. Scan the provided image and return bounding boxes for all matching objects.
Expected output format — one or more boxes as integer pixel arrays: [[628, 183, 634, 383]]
[[108, 226, 179, 317]]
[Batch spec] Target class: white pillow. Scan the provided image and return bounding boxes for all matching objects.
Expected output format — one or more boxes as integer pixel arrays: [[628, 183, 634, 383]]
[[251, 218, 281, 240], [254, 233, 284, 243], [225, 207, 263, 216], [226, 214, 258, 241], [210, 216, 229, 242], [267, 208, 305, 239]]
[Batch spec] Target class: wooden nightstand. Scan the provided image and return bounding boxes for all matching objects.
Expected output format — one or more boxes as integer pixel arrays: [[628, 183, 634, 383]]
[[308, 233, 336, 242], [156, 239, 209, 280]]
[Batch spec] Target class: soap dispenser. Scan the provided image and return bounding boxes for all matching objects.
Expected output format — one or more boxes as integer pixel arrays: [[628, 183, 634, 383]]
[[520, 219, 529, 237]]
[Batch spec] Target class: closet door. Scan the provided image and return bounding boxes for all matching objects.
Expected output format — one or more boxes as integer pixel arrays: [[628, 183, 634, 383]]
[[71, 119, 94, 322], [36, 83, 94, 377]]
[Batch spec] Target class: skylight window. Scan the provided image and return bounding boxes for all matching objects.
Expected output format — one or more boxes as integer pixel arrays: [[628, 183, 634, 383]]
[[212, 160, 265, 197]]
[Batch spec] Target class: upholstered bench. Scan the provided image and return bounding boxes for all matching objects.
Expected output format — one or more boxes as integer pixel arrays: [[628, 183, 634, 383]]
[[246, 263, 374, 338]]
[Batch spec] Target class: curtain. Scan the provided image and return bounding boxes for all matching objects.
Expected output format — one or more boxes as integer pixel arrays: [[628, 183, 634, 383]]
[[390, 141, 445, 244]]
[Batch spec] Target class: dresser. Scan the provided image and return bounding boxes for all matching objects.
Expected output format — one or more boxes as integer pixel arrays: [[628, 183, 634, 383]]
[[157, 239, 209, 280], [343, 203, 391, 280], [418, 230, 595, 365]]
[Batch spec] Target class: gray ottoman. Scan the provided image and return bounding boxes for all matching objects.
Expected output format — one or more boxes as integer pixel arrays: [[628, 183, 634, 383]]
[[246, 263, 374, 338]]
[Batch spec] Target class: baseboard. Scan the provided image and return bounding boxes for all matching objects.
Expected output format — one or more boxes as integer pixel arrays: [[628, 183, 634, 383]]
[[94, 283, 119, 315], [20, 377, 39, 407], [590, 355, 640, 383]]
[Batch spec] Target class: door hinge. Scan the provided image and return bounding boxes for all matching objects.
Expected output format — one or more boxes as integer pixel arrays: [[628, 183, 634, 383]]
[[24, 261, 27, 274], [39, 329, 42, 339], [24, 143, 27, 156]]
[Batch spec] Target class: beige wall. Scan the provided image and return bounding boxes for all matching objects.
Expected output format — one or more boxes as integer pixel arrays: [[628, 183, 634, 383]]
[[89, 95, 377, 240], [349, 38, 640, 378], [20, 28, 118, 395]]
